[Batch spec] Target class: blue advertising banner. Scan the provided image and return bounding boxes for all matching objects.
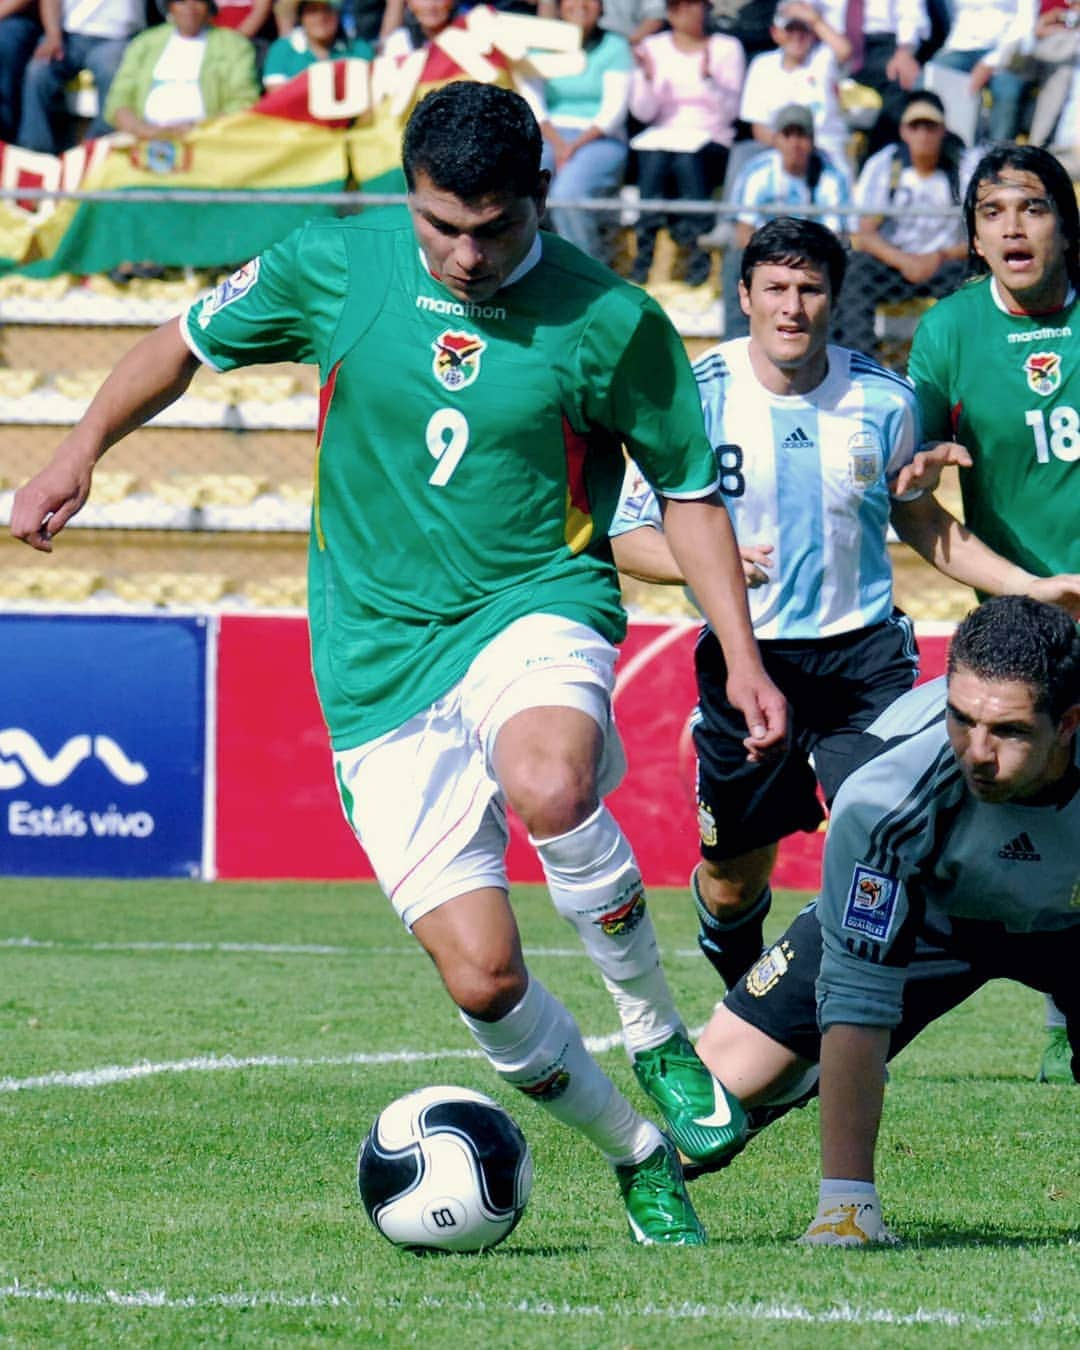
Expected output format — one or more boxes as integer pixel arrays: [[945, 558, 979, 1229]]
[[0, 613, 209, 877]]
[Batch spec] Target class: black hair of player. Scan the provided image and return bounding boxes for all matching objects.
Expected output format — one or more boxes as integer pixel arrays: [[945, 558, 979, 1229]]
[[402, 81, 544, 202], [740, 216, 847, 298], [962, 143, 1080, 285], [948, 596, 1080, 722]]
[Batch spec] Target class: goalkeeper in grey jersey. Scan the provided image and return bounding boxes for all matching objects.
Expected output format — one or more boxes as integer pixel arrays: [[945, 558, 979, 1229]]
[[687, 595, 1079, 1244]]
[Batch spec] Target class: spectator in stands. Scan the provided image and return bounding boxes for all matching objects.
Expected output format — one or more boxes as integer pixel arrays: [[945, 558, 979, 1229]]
[[212, 0, 274, 50], [594, 0, 665, 43], [970, 0, 1080, 149], [840, 0, 931, 153], [104, 0, 259, 139], [628, 0, 744, 286], [0, 0, 41, 144], [263, 0, 371, 86], [277, 0, 394, 47], [928, 0, 1027, 142], [722, 102, 851, 336], [834, 89, 972, 355], [739, 0, 852, 171], [526, 0, 632, 261], [17, 0, 144, 150], [381, 0, 456, 59]]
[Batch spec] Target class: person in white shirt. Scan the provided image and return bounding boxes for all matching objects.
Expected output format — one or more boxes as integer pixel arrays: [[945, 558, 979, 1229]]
[[834, 90, 973, 355], [739, 0, 852, 170], [928, 0, 1027, 141]]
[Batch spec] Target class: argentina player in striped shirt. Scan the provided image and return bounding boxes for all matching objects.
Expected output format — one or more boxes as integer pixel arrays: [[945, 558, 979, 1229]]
[[611, 217, 1080, 999]]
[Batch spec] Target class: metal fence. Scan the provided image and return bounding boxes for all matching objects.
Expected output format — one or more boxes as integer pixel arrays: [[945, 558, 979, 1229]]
[[0, 188, 972, 617]]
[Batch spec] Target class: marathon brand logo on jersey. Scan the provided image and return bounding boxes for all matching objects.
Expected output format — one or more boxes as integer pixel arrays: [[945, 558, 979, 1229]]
[[595, 881, 647, 937], [746, 940, 795, 997], [432, 329, 486, 390], [847, 430, 884, 489], [1024, 351, 1061, 396], [197, 260, 260, 330], [841, 864, 899, 942], [416, 294, 506, 321]]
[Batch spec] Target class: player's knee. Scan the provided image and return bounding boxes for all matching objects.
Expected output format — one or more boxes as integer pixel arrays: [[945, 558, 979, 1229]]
[[505, 758, 597, 839], [445, 960, 528, 1023], [697, 861, 760, 920]]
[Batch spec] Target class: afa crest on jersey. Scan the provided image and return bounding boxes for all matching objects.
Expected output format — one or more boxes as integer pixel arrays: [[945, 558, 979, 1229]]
[[1024, 350, 1061, 396], [432, 329, 486, 390], [847, 429, 884, 489], [197, 259, 260, 329]]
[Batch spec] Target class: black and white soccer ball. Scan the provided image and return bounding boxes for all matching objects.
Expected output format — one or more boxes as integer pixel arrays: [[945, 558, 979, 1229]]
[[357, 1085, 533, 1253]]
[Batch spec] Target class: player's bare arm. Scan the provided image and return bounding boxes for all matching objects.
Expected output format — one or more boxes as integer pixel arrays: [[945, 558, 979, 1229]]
[[11, 318, 199, 552], [611, 524, 774, 588], [889, 492, 1080, 615], [660, 494, 787, 754], [891, 440, 973, 496]]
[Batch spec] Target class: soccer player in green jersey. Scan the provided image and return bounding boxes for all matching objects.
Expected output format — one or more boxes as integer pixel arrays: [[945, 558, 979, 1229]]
[[906, 142, 1080, 1084], [11, 81, 789, 1246]]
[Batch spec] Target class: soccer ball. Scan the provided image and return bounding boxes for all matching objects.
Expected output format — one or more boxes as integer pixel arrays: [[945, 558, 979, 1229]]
[[357, 1085, 533, 1253]]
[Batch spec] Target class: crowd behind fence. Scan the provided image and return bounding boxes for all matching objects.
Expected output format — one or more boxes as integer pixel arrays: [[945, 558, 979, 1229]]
[[0, 190, 974, 617]]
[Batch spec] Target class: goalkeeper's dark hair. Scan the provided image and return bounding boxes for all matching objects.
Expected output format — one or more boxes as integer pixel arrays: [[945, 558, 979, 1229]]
[[963, 144, 1080, 286], [948, 596, 1080, 721], [740, 216, 847, 298], [402, 82, 544, 201]]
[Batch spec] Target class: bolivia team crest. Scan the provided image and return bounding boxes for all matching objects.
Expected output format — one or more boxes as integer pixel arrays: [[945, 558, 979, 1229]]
[[432, 329, 486, 390], [1025, 350, 1061, 396]]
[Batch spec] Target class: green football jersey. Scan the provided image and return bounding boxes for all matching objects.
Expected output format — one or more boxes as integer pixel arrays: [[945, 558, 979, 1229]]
[[908, 276, 1080, 581], [183, 218, 717, 747]]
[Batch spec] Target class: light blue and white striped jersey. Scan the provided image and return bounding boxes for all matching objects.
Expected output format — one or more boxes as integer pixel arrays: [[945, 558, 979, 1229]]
[[693, 337, 919, 640], [732, 148, 852, 237]]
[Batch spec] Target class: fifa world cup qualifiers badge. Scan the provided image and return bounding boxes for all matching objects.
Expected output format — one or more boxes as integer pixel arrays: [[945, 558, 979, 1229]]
[[197, 260, 260, 329], [841, 864, 899, 942]]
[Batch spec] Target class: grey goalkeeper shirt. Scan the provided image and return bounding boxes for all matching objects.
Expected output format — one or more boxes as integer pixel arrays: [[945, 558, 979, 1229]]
[[816, 678, 1080, 1032]]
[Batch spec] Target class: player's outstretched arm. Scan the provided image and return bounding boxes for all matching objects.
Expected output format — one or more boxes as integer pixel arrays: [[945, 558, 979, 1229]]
[[10, 318, 200, 552], [891, 440, 973, 497], [660, 494, 786, 756], [890, 492, 1061, 601], [610, 524, 685, 584], [799, 1023, 898, 1247]]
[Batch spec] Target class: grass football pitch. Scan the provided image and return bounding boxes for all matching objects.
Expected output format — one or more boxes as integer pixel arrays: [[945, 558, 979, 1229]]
[[1, 877, 1076, 1347]]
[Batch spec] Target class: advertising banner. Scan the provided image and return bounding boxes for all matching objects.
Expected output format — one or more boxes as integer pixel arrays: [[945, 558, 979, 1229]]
[[215, 614, 949, 889], [0, 613, 208, 876]]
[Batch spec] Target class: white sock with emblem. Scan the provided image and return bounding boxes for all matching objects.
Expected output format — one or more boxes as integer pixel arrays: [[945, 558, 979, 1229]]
[[532, 804, 682, 1057], [458, 974, 660, 1164]]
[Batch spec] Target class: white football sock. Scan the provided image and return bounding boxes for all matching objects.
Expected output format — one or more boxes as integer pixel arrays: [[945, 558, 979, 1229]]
[[532, 805, 681, 1057], [458, 975, 659, 1164]]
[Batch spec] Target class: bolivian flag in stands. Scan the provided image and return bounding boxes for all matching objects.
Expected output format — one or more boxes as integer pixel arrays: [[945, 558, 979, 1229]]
[[0, 7, 580, 278]]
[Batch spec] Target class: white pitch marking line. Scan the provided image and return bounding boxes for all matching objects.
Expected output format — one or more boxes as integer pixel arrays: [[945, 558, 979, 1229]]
[[0, 936, 701, 959], [0, 1027, 645, 1094], [0, 1281, 1068, 1329]]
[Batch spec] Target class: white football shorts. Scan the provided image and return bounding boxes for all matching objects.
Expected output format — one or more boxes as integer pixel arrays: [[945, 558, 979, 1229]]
[[332, 613, 627, 929]]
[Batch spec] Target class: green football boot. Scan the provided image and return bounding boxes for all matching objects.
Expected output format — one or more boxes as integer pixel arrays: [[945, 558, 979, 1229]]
[[614, 1135, 706, 1246], [1037, 1026, 1075, 1084], [633, 1030, 748, 1172]]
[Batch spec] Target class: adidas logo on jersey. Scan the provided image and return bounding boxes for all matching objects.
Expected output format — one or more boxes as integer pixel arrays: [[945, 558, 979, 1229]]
[[998, 832, 1041, 861], [781, 426, 814, 449]]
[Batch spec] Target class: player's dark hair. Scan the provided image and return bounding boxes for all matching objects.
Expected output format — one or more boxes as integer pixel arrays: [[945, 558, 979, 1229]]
[[739, 216, 847, 298], [948, 596, 1080, 721], [402, 82, 544, 201], [963, 144, 1080, 285]]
